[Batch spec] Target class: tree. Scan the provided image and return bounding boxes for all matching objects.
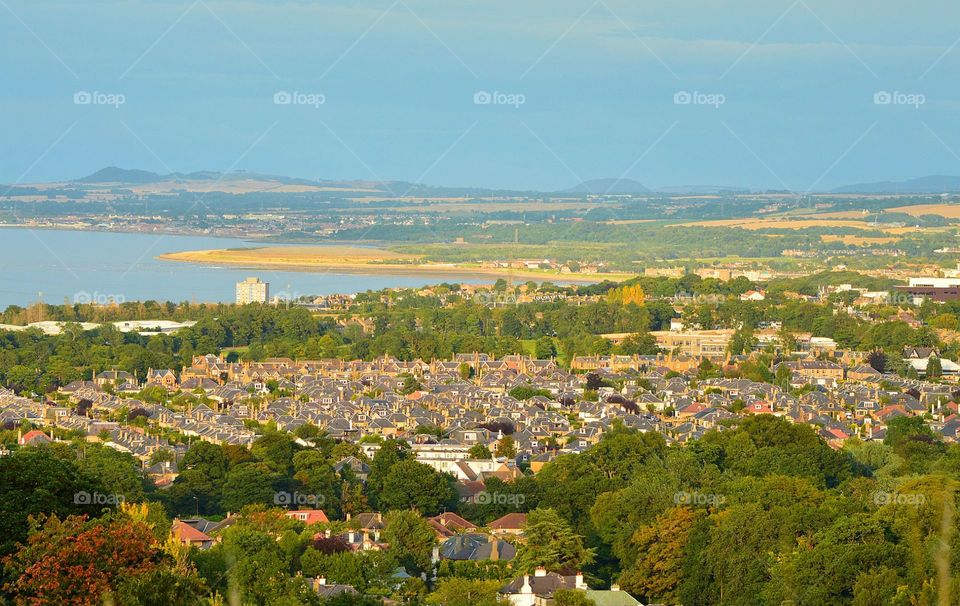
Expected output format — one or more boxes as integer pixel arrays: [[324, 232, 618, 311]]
[[292, 450, 342, 516], [553, 589, 598, 606], [774, 363, 792, 390], [112, 567, 208, 606], [76, 443, 147, 503], [398, 373, 423, 395], [517, 508, 595, 574], [251, 431, 297, 474], [0, 447, 100, 555], [221, 463, 277, 512], [495, 435, 517, 459], [867, 350, 888, 373], [426, 578, 501, 606], [302, 548, 396, 594], [382, 510, 437, 574], [727, 326, 756, 355], [618, 507, 698, 604], [377, 460, 456, 515], [367, 440, 411, 507], [180, 441, 229, 481], [2, 514, 157, 606], [614, 333, 659, 355], [926, 356, 942, 378], [534, 336, 557, 359], [468, 443, 492, 459], [220, 525, 320, 605]]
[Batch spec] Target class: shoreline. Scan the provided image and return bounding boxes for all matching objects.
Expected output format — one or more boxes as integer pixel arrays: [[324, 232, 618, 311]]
[[158, 249, 633, 284]]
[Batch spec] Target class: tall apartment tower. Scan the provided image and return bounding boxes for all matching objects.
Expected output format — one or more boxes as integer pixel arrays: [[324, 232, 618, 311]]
[[236, 277, 269, 305]]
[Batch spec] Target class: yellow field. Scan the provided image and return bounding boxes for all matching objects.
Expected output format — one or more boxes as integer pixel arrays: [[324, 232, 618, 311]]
[[821, 235, 901, 246], [677, 216, 936, 235], [678, 218, 877, 230], [887, 203, 960, 218], [800, 210, 873, 219]]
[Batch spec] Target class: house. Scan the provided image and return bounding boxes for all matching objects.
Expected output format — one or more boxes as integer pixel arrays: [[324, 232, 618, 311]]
[[95, 369, 137, 388], [488, 512, 527, 536], [847, 364, 881, 382], [334, 456, 371, 481], [739, 290, 766, 301], [428, 512, 477, 538], [146, 368, 178, 391], [18, 429, 52, 446], [775, 360, 844, 386], [310, 577, 358, 599], [437, 533, 516, 562], [284, 510, 330, 525], [499, 568, 588, 606], [171, 519, 214, 549]]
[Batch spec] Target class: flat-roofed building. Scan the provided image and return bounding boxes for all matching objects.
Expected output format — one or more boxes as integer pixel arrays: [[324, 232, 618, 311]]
[[236, 277, 269, 305], [651, 329, 733, 358]]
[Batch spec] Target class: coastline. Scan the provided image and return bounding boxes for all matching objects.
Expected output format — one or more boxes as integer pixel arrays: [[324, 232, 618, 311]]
[[158, 248, 633, 284]]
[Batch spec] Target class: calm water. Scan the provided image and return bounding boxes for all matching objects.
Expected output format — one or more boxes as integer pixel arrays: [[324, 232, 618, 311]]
[[0, 228, 485, 308]]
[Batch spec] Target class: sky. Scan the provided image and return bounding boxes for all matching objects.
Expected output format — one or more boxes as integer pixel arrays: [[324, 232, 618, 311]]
[[2, 0, 960, 191]]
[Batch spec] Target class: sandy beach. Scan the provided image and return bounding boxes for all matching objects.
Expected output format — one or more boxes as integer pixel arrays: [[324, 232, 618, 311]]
[[158, 246, 632, 284]]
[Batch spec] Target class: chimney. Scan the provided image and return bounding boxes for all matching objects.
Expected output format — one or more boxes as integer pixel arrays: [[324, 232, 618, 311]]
[[521, 575, 532, 594], [490, 536, 499, 562], [317, 578, 326, 587], [611, 584, 621, 592], [534, 566, 547, 577], [575, 572, 586, 589]]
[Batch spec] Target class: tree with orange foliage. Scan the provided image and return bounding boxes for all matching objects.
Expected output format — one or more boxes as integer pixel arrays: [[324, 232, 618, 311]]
[[2, 514, 157, 606]]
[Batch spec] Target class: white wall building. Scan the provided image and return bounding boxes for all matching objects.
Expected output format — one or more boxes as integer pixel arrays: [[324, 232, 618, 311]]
[[236, 277, 269, 305]]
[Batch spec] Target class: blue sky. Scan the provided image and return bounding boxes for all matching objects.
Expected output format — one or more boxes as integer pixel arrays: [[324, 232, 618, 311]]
[[2, 0, 959, 191]]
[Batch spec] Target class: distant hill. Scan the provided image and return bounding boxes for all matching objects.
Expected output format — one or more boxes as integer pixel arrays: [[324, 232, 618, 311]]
[[832, 175, 960, 194], [66, 167, 540, 197], [563, 178, 650, 195], [76, 167, 164, 184], [75, 167, 323, 187]]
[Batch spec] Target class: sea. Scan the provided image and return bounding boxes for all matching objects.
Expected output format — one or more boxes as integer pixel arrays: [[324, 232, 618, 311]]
[[0, 228, 485, 308]]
